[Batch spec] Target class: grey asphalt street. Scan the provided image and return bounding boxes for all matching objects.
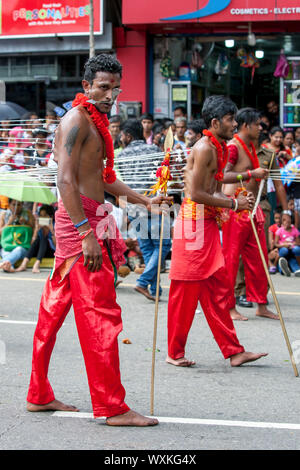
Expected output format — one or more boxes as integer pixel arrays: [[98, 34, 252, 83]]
[[0, 268, 300, 451]]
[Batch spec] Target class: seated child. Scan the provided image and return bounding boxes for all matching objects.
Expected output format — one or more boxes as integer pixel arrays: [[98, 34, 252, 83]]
[[275, 210, 300, 276], [268, 208, 281, 273]]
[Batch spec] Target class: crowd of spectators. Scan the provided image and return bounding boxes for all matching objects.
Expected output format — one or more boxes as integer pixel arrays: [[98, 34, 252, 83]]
[[0, 101, 299, 296], [0, 110, 59, 273]]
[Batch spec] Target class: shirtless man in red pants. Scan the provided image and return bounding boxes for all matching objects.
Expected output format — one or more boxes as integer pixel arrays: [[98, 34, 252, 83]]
[[167, 96, 268, 367], [26, 54, 171, 426], [222, 107, 278, 321]]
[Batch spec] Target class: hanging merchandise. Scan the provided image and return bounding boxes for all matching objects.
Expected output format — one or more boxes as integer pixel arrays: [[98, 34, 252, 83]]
[[237, 48, 259, 84], [192, 43, 204, 68], [178, 61, 191, 80], [160, 51, 175, 79], [274, 50, 290, 78], [215, 53, 229, 77]]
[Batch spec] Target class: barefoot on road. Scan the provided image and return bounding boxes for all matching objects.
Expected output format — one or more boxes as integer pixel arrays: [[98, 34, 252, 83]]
[[230, 351, 268, 367], [166, 356, 196, 367], [27, 399, 79, 412], [106, 410, 159, 427], [256, 306, 279, 320], [230, 308, 248, 321]]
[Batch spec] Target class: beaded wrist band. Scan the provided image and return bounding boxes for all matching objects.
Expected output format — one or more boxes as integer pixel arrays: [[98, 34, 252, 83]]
[[74, 218, 88, 229]]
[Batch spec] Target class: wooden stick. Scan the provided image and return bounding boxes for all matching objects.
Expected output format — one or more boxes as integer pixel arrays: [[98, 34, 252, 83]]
[[150, 211, 165, 415], [249, 213, 299, 377]]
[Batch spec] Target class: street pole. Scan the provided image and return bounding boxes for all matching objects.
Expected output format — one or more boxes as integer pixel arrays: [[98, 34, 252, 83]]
[[89, 0, 95, 58]]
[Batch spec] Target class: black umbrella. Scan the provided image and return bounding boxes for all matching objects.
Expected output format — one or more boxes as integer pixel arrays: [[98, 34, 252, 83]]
[[0, 101, 29, 120]]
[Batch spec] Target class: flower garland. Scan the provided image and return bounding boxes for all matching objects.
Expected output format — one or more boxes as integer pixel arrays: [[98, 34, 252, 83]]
[[72, 93, 116, 184], [233, 133, 260, 181], [179, 197, 230, 228], [202, 129, 228, 181]]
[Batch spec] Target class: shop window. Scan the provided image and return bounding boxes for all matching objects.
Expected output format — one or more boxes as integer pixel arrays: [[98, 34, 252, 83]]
[[10, 57, 28, 77], [0, 57, 8, 79], [30, 56, 57, 78], [57, 56, 77, 78], [79, 55, 89, 77]]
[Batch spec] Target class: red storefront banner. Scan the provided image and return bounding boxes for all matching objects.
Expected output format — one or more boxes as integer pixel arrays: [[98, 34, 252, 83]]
[[123, 0, 300, 24], [0, 0, 103, 37]]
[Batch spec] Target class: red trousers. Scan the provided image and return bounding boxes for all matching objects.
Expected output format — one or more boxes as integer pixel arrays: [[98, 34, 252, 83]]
[[27, 250, 130, 418], [168, 267, 245, 360], [222, 210, 268, 309]]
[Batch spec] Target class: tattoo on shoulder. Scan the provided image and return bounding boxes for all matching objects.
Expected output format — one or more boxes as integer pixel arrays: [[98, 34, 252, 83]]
[[64, 126, 79, 156]]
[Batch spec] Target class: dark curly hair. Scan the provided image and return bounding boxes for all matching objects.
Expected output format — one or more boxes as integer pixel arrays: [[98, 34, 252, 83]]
[[202, 95, 237, 128], [83, 54, 123, 83]]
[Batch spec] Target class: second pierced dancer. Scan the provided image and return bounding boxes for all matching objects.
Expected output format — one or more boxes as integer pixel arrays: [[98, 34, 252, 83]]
[[166, 96, 268, 367]]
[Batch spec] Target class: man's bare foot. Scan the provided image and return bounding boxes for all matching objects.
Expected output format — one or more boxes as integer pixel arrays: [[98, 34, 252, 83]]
[[26, 399, 79, 412], [256, 304, 279, 320], [106, 410, 159, 427], [166, 355, 196, 367], [134, 285, 156, 301], [230, 351, 268, 367], [230, 308, 248, 321]]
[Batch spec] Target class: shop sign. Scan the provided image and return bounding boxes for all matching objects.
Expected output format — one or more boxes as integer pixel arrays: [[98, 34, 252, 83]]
[[123, 0, 300, 23], [0, 0, 103, 38]]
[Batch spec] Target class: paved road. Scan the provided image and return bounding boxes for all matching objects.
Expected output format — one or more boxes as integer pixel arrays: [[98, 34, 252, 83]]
[[0, 269, 300, 451]]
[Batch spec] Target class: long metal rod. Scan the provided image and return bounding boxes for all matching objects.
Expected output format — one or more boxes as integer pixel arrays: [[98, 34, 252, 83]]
[[150, 212, 165, 416]]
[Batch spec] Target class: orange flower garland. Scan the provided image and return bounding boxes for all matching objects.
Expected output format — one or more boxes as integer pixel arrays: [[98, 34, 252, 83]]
[[72, 93, 116, 184], [202, 129, 229, 181]]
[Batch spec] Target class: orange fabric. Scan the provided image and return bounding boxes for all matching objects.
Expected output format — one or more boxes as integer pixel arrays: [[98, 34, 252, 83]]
[[170, 198, 227, 281]]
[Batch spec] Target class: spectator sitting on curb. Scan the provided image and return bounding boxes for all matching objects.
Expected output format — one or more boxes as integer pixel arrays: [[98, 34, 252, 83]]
[[268, 208, 282, 274], [275, 210, 300, 277], [16, 205, 56, 273], [0, 199, 35, 272]]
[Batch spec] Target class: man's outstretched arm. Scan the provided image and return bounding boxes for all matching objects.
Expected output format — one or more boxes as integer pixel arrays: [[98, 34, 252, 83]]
[[104, 178, 173, 210]]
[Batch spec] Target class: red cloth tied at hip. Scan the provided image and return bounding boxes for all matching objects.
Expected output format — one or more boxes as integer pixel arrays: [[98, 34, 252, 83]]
[[54, 194, 127, 277], [169, 198, 227, 281], [227, 203, 265, 228]]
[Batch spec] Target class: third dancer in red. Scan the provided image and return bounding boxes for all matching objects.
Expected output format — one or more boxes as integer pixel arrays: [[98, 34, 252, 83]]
[[222, 107, 279, 321]]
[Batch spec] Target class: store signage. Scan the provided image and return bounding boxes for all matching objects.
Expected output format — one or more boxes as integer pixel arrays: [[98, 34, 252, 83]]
[[123, 0, 300, 23], [0, 0, 103, 38]]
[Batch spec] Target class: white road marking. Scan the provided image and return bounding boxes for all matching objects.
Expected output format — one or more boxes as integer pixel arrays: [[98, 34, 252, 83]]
[[0, 319, 37, 325], [53, 411, 300, 430]]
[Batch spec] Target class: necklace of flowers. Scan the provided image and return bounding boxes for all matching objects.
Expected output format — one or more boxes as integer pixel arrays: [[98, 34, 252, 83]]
[[202, 129, 228, 181], [233, 133, 260, 181], [72, 93, 116, 184]]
